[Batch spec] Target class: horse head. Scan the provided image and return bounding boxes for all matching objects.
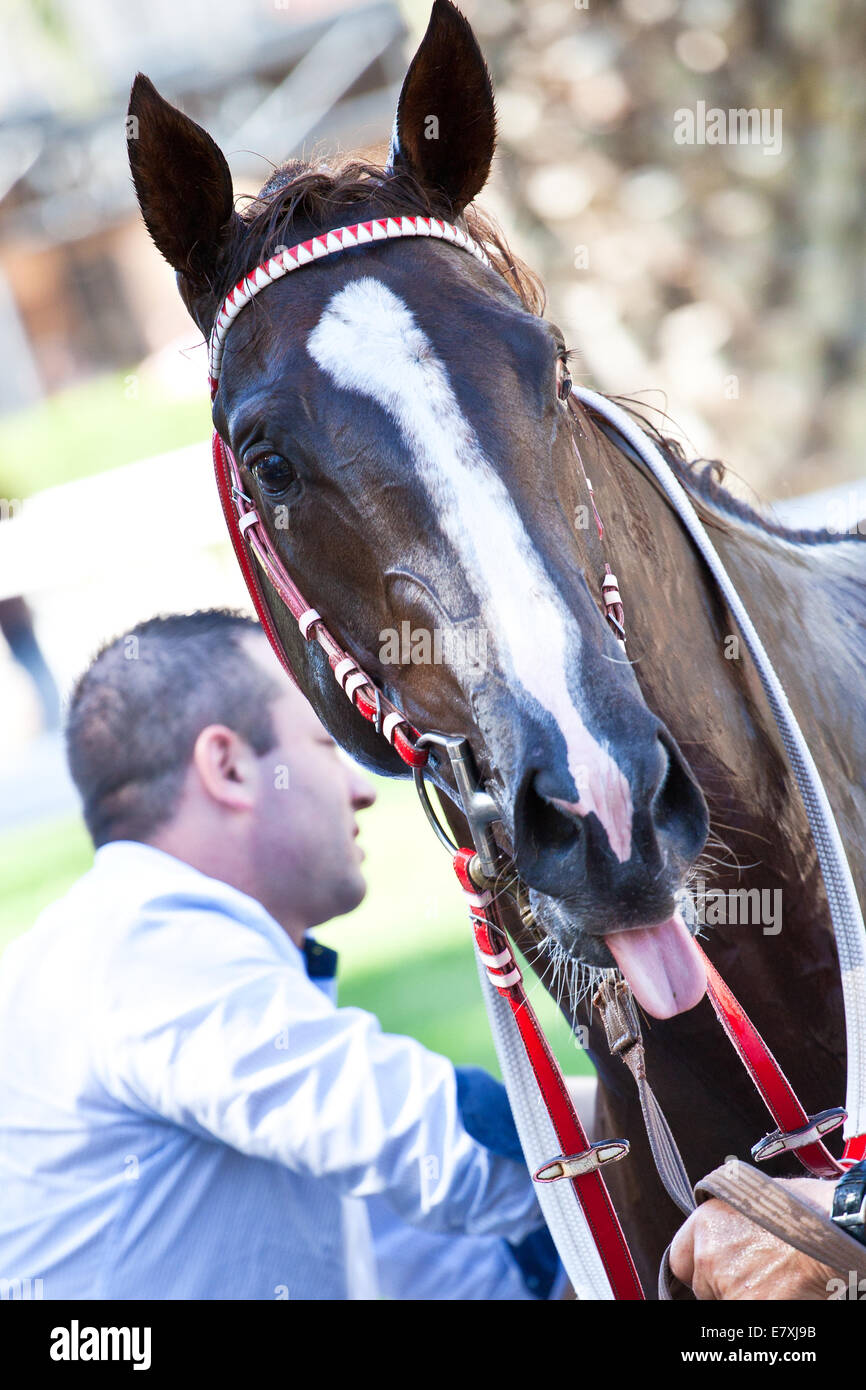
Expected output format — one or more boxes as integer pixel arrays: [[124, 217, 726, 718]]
[[128, 0, 710, 1017]]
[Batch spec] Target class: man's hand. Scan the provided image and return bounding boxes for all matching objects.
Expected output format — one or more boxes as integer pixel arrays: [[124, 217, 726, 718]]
[[669, 1177, 837, 1300]]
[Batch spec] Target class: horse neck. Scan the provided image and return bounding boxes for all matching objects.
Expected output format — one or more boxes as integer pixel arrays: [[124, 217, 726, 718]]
[[578, 420, 823, 887], [710, 517, 866, 903], [711, 517, 865, 719], [582, 417, 866, 920]]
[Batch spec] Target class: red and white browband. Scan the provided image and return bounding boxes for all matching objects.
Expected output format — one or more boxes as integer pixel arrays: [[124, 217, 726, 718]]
[[208, 215, 491, 392]]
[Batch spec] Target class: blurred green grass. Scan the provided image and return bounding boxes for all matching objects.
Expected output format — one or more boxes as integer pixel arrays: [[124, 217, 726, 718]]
[[0, 776, 592, 1079], [0, 371, 208, 496]]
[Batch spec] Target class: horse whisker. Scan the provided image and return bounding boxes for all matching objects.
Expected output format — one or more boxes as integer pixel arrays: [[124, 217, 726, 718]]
[[709, 820, 774, 848]]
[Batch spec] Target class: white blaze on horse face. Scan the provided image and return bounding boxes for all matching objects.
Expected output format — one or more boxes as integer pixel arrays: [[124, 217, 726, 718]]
[[306, 276, 633, 862]]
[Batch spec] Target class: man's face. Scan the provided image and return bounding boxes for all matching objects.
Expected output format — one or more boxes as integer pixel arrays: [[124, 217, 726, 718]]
[[243, 635, 377, 929]]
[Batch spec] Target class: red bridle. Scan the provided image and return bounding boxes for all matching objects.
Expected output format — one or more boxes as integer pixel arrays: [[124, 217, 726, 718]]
[[208, 212, 853, 1299], [209, 217, 495, 772]]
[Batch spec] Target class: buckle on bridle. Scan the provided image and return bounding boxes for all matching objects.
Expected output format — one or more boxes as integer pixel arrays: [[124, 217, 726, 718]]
[[534, 1139, 629, 1183], [593, 976, 641, 1057], [751, 1107, 847, 1163], [412, 732, 501, 879]]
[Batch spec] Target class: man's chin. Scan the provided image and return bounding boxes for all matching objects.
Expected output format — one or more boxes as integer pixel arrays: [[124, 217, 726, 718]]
[[323, 872, 367, 923], [344, 878, 367, 915]]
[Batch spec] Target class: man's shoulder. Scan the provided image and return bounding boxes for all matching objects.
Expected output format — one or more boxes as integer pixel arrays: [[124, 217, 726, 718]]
[[6, 842, 300, 987], [94, 842, 300, 968]]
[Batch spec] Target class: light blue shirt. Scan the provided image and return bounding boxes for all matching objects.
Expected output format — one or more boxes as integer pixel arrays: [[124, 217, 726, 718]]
[[0, 841, 545, 1300]]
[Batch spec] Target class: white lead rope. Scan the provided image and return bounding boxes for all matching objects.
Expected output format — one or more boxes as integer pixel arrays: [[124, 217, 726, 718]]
[[474, 944, 617, 1299], [574, 386, 866, 1140]]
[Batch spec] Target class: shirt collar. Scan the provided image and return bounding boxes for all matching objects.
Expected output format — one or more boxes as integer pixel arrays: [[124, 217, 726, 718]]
[[303, 937, 339, 980], [92, 840, 338, 982]]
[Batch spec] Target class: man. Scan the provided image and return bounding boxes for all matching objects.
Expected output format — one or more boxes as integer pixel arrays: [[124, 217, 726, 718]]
[[0, 609, 561, 1300]]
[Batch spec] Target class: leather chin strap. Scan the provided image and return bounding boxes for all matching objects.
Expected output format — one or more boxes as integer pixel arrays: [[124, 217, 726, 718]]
[[594, 977, 697, 1219], [593, 951, 846, 1194]]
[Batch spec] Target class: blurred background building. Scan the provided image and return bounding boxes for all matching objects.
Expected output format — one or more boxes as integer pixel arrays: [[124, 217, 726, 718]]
[[0, 0, 863, 1062], [0, 0, 408, 406]]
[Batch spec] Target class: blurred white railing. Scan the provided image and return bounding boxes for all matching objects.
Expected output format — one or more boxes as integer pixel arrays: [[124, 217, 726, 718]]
[[0, 440, 250, 700]]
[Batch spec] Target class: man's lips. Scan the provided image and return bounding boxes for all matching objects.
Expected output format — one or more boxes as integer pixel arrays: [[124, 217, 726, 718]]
[[604, 910, 707, 1019]]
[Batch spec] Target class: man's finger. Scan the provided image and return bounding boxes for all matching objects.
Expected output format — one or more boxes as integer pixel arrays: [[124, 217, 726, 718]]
[[669, 1209, 697, 1288]]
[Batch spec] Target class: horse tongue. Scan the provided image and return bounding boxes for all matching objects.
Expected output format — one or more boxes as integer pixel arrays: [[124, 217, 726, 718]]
[[604, 912, 707, 1019]]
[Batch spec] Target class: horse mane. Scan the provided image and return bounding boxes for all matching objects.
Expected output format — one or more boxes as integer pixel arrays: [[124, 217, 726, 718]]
[[601, 398, 860, 546], [219, 159, 856, 548]]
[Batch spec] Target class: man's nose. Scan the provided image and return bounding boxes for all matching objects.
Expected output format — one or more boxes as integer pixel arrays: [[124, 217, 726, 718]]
[[350, 771, 377, 810]]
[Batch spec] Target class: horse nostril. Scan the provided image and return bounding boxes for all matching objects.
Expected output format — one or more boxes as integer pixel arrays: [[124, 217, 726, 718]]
[[651, 739, 672, 811], [651, 733, 708, 862], [525, 776, 582, 852]]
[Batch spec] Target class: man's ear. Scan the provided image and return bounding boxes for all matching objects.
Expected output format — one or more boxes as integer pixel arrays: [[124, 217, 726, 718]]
[[193, 725, 259, 813], [127, 74, 241, 332], [385, 0, 496, 217]]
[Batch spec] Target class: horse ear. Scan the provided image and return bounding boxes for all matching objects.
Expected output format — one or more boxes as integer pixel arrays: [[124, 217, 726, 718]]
[[386, 0, 496, 216], [127, 74, 238, 313]]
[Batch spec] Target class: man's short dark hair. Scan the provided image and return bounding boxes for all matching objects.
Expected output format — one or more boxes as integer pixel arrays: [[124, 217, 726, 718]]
[[66, 610, 281, 847]]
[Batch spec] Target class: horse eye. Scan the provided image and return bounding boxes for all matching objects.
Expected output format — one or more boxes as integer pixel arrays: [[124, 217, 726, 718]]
[[556, 355, 572, 402], [253, 453, 296, 497]]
